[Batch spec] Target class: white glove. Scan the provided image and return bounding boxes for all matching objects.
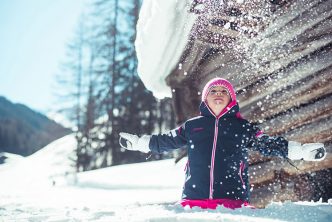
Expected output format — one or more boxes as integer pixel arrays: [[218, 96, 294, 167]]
[[288, 141, 326, 161], [119, 132, 151, 153]]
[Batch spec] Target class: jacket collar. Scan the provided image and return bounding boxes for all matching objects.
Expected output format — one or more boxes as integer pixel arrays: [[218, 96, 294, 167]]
[[199, 100, 239, 119]]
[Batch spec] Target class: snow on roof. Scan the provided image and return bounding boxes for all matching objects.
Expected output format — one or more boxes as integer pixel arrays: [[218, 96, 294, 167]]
[[135, 0, 196, 99]]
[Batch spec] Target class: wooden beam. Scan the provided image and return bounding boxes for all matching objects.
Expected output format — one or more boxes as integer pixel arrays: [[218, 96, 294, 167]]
[[249, 153, 332, 185], [202, 0, 332, 91], [283, 115, 332, 143], [258, 95, 332, 136], [166, 40, 212, 87], [238, 47, 332, 109], [240, 66, 332, 121]]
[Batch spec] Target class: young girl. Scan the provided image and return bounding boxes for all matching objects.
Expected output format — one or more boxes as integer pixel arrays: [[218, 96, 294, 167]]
[[119, 77, 326, 209]]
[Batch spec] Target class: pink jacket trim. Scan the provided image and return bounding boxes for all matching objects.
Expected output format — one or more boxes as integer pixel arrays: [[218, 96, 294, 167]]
[[180, 199, 255, 210], [255, 130, 264, 138], [235, 112, 243, 119], [239, 161, 246, 189]]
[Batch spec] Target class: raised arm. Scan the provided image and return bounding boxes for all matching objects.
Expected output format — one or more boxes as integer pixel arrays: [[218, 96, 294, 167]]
[[119, 124, 187, 154], [248, 124, 326, 161]]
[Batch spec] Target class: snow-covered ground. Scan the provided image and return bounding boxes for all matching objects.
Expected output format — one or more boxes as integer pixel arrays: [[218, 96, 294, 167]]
[[0, 135, 331, 222]]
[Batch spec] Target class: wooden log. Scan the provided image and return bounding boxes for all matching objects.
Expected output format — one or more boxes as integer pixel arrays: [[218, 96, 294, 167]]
[[199, 0, 332, 91], [168, 0, 332, 99], [240, 66, 332, 121], [249, 152, 332, 185], [247, 0, 332, 53], [258, 96, 332, 136], [250, 166, 332, 207], [242, 36, 332, 87], [251, 186, 299, 208], [248, 145, 331, 184], [167, 0, 332, 92], [238, 47, 332, 109], [295, 15, 332, 44], [256, 0, 323, 39], [171, 84, 201, 124], [249, 159, 281, 184], [195, 28, 332, 94], [166, 40, 212, 87], [283, 115, 332, 143], [250, 169, 300, 208]]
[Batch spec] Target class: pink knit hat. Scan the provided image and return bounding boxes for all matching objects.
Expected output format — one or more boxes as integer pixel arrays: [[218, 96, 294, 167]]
[[201, 78, 236, 102]]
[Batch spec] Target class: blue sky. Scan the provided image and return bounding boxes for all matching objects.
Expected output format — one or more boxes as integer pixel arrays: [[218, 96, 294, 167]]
[[0, 0, 87, 113]]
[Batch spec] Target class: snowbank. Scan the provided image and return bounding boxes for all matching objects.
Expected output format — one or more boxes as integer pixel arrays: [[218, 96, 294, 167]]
[[0, 134, 331, 221]]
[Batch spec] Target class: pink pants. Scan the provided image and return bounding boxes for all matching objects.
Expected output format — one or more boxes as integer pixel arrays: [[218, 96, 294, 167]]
[[180, 198, 255, 210]]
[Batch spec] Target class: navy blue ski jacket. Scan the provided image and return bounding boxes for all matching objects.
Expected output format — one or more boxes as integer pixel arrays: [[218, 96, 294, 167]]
[[149, 100, 289, 201]]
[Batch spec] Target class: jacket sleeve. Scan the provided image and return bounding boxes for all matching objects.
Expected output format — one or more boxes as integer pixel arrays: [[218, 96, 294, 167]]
[[247, 123, 288, 158], [149, 124, 187, 154]]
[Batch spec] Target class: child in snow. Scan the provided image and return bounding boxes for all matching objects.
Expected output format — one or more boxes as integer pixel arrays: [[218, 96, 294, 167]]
[[119, 77, 326, 210]]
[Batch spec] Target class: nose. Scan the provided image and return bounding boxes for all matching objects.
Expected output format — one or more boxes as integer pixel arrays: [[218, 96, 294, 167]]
[[215, 91, 224, 96]]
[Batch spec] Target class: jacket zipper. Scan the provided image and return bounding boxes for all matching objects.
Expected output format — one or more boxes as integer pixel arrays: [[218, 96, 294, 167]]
[[205, 101, 237, 199], [239, 160, 246, 189], [209, 117, 219, 199]]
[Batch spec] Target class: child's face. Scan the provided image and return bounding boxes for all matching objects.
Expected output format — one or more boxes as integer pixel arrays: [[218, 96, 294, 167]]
[[206, 86, 231, 115]]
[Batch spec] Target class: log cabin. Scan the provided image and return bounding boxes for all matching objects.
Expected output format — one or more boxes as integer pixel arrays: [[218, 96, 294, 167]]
[[162, 0, 332, 207]]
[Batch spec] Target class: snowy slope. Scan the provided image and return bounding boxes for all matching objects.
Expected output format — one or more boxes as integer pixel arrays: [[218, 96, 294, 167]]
[[0, 134, 331, 222]]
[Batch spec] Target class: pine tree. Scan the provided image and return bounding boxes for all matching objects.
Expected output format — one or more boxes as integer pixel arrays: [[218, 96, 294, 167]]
[[56, 0, 176, 170]]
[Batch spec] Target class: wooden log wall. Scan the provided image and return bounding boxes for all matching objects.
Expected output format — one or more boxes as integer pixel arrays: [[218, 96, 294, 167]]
[[166, 0, 332, 206]]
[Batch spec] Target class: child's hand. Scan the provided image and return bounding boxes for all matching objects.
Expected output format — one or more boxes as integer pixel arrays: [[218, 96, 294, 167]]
[[288, 141, 326, 161], [119, 132, 151, 153]]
